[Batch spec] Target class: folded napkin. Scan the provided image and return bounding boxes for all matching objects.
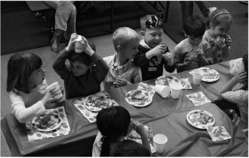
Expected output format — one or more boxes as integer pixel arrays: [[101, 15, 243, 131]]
[[186, 91, 211, 106]]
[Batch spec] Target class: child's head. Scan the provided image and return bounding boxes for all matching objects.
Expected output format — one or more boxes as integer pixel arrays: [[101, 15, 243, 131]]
[[110, 139, 151, 156], [96, 106, 131, 156], [141, 14, 163, 48], [183, 15, 206, 46], [7, 53, 44, 93], [113, 27, 140, 60], [209, 8, 232, 36], [69, 41, 96, 77]]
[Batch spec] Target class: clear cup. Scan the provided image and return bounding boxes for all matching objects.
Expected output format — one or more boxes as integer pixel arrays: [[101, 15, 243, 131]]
[[170, 86, 182, 99], [46, 82, 64, 102], [192, 73, 202, 86], [153, 133, 168, 154], [154, 85, 171, 98]]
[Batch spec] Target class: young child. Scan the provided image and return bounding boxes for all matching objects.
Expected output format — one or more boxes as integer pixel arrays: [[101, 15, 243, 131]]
[[134, 14, 175, 80], [53, 33, 109, 99], [109, 139, 151, 156], [220, 54, 248, 129], [92, 106, 151, 156], [103, 27, 142, 88], [201, 8, 232, 64], [7, 53, 62, 123], [172, 15, 208, 72]]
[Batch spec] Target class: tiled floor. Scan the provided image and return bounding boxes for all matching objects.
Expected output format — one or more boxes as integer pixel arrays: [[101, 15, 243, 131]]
[[0, 31, 176, 156]]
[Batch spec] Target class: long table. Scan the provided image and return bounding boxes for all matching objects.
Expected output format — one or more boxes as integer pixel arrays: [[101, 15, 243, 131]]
[[1, 59, 248, 156]]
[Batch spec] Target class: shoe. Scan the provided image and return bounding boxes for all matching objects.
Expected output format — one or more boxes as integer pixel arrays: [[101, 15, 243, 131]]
[[50, 29, 65, 53]]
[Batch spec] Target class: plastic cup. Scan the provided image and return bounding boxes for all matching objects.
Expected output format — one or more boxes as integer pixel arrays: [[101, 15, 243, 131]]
[[170, 87, 182, 99], [153, 133, 168, 153], [47, 82, 64, 102], [154, 85, 171, 98], [192, 73, 202, 86]]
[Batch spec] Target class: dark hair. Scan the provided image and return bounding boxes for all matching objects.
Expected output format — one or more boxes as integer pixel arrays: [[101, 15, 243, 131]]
[[143, 15, 162, 30], [96, 106, 131, 156], [110, 139, 151, 156], [209, 8, 232, 27], [69, 41, 96, 66], [7, 53, 42, 93], [183, 15, 206, 38]]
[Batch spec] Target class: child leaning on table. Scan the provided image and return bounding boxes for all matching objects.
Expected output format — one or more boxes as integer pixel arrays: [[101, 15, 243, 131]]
[[92, 106, 151, 156], [7, 53, 63, 123], [220, 54, 248, 129], [53, 33, 109, 99], [201, 8, 232, 64], [103, 27, 142, 88], [133, 14, 175, 81], [172, 15, 209, 72]]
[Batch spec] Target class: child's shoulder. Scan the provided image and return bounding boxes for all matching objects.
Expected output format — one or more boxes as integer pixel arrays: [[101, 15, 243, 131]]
[[175, 38, 191, 51], [103, 55, 115, 65]]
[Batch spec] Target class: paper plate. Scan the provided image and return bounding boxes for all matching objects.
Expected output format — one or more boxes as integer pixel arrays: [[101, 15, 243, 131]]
[[186, 109, 215, 129], [199, 67, 220, 82], [125, 89, 153, 107]]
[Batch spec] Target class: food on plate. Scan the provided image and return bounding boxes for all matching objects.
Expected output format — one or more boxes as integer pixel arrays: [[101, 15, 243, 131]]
[[125, 89, 153, 107], [32, 111, 61, 132], [187, 110, 215, 129]]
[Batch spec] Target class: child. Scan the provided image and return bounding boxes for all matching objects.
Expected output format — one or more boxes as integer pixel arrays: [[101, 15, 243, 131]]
[[53, 33, 109, 99], [201, 8, 232, 64], [103, 27, 142, 88], [172, 15, 208, 72], [92, 106, 151, 156], [220, 54, 248, 129], [134, 15, 175, 80], [7, 53, 62, 123], [109, 139, 151, 156]]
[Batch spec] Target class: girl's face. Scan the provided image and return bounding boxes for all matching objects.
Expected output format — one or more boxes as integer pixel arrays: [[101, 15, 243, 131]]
[[120, 38, 140, 60], [71, 61, 89, 76], [144, 28, 162, 48], [74, 41, 85, 53], [28, 68, 45, 90], [211, 21, 231, 37]]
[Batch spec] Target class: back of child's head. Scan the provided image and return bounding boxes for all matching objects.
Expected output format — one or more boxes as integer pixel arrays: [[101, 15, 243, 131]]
[[96, 106, 131, 156], [140, 14, 163, 31], [110, 139, 151, 156], [183, 15, 206, 38], [68, 41, 96, 66], [7, 53, 42, 93], [112, 27, 140, 51], [209, 8, 232, 28]]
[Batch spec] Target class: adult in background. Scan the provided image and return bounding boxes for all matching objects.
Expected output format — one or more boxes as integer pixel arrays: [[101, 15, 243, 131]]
[[44, 1, 77, 53]]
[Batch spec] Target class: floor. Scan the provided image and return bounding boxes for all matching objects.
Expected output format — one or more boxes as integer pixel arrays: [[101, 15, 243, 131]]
[[0, 31, 176, 156]]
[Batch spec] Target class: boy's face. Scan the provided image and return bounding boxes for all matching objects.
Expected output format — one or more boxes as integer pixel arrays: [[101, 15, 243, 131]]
[[188, 36, 202, 46], [211, 21, 231, 37], [120, 38, 139, 60], [74, 41, 85, 53], [71, 61, 89, 76], [144, 28, 162, 48]]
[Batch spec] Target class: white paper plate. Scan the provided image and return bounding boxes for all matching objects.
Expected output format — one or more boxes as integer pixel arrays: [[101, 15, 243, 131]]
[[125, 89, 153, 107], [186, 109, 215, 129], [199, 67, 220, 82]]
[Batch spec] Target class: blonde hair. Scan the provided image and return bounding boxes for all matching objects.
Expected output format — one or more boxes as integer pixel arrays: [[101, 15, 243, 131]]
[[112, 27, 140, 51], [209, 8, 232, 27]]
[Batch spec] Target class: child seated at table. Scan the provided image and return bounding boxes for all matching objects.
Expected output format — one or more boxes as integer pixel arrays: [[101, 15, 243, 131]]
[[220, 54, 248, 129], [134, 14, 175, 80], [103, 27, 142, 88], [201, 8, 232, 64], [172, 15, 209, 72], [53, 33, 109, 99], [92, 106, 151, 156], [7, 53, 63, 123], [109, 139, 151, 156]]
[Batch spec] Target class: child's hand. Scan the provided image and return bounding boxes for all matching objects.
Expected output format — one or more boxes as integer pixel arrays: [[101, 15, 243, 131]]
[[112, 79, 129, 87], [232, 72, 248, 84], [42, 91, 57, 108], [82, 37, 95, 56], [65, 33, 78, 51], [146, 43, 168, 59]]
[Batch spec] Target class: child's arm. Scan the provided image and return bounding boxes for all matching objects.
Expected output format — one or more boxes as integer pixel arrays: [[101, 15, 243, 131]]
[[132, 68, 142, 84], [220, 72, 247, 95], [53, 48, 73, 80], [8, 91, 54, 123], [162, 52, 176, 73]]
